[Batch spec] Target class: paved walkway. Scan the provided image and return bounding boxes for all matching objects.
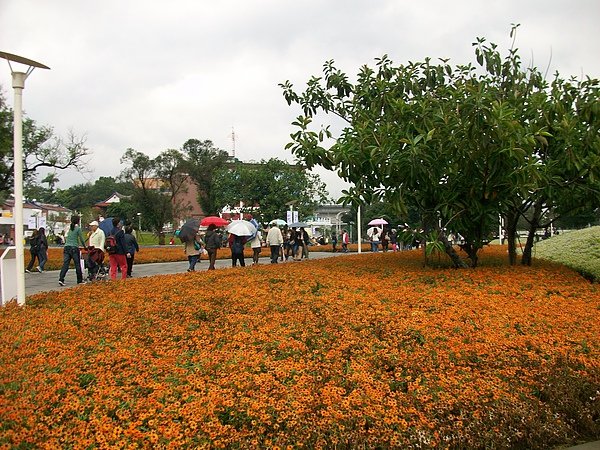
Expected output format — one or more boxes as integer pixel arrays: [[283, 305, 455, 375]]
[[24, 251, 347, 297]]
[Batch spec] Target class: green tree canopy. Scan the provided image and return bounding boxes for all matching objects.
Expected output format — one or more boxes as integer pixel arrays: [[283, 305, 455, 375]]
[[180, 138, 230, 215], [0, 88, 91, 201], [212, 158, 329, 224], [281, 26, 600, 267]]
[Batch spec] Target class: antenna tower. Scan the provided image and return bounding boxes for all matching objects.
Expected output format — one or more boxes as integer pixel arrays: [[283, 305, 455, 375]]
[[230, 127, 236, 159]]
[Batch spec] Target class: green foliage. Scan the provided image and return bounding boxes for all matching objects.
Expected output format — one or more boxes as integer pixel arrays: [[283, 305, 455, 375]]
[[0, 88, 91, 198], [120, 148, 180, 239], [212, 158, 329, 224], [106, 200, 137, 224], [32, 176, 133, 211], [281, 26, 600, 268], [180, 139, 230, 215], [534, 226, 600, 282]]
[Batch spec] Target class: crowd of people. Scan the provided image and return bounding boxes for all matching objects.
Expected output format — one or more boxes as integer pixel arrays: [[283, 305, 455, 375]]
[[22, 215, 140, 286], [22, 215, 416, 286]]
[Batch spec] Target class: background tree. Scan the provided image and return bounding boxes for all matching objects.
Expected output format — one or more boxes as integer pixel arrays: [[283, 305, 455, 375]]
[[106, 200, 137, 226], [180, 138, 230, 215], [0, 88, 91, 200], [212, 158, 329, 224], [514, 75, 600, 265], [30, 176, 134, 211], [120, 148, 187, 244]]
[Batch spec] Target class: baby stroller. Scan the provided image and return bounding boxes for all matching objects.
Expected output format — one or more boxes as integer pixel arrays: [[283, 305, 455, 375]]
[[84, 247, 108, 281]]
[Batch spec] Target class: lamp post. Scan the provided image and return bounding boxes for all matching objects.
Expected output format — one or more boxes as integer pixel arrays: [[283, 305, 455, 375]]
[[0, 51, 50, 306], [137, 212, 142, 231]]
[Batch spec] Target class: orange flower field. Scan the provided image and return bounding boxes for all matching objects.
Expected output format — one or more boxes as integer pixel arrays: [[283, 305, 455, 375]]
[[2, 247, 599, 448]]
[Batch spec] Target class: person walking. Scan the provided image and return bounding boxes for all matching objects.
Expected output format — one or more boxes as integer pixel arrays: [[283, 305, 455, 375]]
[[390, 229, 399, 251], [124, 225, 140, 277], [301, 227, 310, 259], [266, 224, 284, 263], [86, 220, 105, 280], [293, 227, 303, 261], [249, 230, 262, 265], [184, 232, 204, 272], [341, 229, 349, 253], [331, 232, 338, 252], [228, 233, 247, 267], [25, 229, 40, 273], [381, 229, 390, 252], [36, 227, 49, 272], [370, 228, 380, 252], [58, 215, 87, 286], [204, 224, 222, 270], [108, 218, 128, 280]]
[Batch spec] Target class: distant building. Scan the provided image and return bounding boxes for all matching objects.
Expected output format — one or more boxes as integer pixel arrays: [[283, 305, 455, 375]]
[[93, 192, 131, 210], [1, 199, 72, 242]]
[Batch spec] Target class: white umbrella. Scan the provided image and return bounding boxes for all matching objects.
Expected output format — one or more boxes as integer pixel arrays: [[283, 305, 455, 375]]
[[368, 218, 388, 226], [288, 221, 309, 228], [226, 220, 257, 236], [269, 219, 287, 227], [366, 226, 382, 237]]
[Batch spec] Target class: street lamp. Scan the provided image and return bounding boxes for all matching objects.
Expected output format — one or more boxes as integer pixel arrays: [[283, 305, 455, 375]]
[[137, 212, 142, 232], [0, 51, 50, 306]]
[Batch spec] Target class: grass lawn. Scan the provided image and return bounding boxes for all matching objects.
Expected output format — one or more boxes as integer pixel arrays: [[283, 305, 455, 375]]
[[2, 246, 599, 448], [534, 226, 600, 282]]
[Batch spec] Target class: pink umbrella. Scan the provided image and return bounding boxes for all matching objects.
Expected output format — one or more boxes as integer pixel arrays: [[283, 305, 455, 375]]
[[368, 218, 388, 226]]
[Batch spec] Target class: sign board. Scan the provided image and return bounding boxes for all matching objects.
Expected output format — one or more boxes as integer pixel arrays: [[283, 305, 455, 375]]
[[0, 247, 18, 306], [27, 216, 37, 230], [286, 210, 299, 225]]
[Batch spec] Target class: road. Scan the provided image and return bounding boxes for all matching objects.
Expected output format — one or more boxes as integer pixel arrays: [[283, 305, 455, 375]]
[[23, 251, 348, 297]]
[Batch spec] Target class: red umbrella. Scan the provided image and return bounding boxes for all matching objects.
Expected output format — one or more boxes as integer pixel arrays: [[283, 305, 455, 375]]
[[200, 216, 229, 227]]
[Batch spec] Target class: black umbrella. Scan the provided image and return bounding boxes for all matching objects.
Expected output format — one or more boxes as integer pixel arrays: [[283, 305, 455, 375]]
[[178, 218, 200, 242]]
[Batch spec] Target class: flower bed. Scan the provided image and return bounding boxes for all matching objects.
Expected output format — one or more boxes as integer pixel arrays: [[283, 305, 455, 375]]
[[2, 247, 599, 448]]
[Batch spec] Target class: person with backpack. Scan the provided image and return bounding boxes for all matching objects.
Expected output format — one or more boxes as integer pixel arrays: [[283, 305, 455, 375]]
[[58, 215, 87, 286], [108, 218, 129, 280], [228, 233, 247, 267]]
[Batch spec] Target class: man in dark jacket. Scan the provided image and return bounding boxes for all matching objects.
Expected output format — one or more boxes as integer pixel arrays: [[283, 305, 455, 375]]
[[204, 224, 222, 270], [109, 218, 129, 280]]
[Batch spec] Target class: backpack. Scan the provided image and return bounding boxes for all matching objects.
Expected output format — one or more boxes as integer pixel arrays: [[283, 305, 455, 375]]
[[105, 235, 117, 254], [231, 236, 244, 254]]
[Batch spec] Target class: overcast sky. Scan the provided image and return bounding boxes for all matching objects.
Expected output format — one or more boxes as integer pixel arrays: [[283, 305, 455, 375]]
[[1, 0, 599, 199]]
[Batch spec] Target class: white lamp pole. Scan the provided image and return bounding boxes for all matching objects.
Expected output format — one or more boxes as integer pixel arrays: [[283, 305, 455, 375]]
[[1, 52, 50, 306], [357, 204, 362, 254]]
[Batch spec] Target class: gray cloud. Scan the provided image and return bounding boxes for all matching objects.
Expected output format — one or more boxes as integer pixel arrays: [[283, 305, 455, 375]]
[[1, 0, 599, 197]]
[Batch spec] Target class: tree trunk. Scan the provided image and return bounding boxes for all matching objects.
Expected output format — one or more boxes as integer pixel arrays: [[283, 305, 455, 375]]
[[521, 200, 543, 266], [440, 233, 469, 268], [505, 210, 519, 266]]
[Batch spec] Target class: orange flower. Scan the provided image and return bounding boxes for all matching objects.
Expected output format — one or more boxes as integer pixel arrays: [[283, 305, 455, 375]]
[[2, 248, 599, 448]]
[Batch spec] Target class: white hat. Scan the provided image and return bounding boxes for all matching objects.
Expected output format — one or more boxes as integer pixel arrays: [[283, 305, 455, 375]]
[[89, 220, 99, 226]]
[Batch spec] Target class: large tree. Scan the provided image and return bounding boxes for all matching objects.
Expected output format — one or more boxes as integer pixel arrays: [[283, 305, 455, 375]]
[[212, 158, 329, 224], [0, 88, 91, 200], [120, 148, 190, 244], [180, 138, 230, 215], [281, 27, 598, 268]]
